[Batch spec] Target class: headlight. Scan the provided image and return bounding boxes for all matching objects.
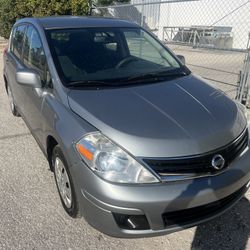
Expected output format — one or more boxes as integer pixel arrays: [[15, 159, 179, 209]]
[[75, 132, 159, 184]]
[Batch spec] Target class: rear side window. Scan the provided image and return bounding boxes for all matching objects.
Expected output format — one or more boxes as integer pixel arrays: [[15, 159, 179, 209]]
[[23, 25, 49, 84], [11, 25, 26, 60]]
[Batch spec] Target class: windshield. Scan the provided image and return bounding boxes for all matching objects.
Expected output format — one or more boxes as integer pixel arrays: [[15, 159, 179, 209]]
[[46, 27, 188, 86]]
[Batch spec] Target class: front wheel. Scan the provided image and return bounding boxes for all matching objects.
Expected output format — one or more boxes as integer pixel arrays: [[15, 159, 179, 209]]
[[52, 145, 80, 218]]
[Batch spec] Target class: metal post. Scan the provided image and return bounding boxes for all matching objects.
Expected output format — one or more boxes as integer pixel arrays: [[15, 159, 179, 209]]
[[88, 0, 93, 16], [193, 30, 197, 47], [139, 0, 145, 57], [237, 32, 250, 106], [141, 0, 145, 27]]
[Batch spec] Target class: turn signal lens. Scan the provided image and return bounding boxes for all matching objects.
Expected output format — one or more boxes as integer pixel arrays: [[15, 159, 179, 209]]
[[76, 144, 93, 161]]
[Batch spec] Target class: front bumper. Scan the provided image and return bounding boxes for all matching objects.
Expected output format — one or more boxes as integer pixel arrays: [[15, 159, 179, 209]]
[[71, 144, 250, 238]]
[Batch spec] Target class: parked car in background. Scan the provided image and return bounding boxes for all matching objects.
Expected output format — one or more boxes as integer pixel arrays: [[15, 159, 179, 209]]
[[3, 16, 250, 237]]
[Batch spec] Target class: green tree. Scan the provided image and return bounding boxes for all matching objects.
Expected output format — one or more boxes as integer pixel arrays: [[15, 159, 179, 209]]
[[0, 0, 17, 39], [0, 0, 89, 38], [0, 0, 130, 39]]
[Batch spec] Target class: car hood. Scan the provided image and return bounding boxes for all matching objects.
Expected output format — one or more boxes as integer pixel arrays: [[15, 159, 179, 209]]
[[67, 74, 246, 157]]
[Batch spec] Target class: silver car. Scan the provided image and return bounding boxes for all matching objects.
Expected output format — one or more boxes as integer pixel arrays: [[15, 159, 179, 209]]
[[3, 16, 250, 238]]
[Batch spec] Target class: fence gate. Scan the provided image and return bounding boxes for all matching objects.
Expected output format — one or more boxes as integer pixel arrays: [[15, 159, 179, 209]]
[[94, 0, 250, 100]]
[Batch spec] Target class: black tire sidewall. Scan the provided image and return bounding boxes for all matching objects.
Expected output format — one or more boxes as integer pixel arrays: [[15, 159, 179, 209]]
[[52, 145, 79, 218], [7, 85, 19, 117], [12, 104, 19, 117]]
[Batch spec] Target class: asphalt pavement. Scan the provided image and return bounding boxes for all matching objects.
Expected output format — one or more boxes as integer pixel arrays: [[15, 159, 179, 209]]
[[0, 51, 250, 250]]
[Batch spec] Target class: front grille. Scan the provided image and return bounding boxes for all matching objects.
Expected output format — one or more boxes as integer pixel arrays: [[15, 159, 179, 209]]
[[144, 129, 248, 179], [162, 184, 247, 228]]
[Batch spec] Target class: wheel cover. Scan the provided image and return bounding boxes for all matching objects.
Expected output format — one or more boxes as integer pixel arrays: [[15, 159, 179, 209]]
[[54, 157, 72, 208]]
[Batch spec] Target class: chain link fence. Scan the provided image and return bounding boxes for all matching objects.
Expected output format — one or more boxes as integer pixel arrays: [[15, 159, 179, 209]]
[[94, 0, 250, 99]]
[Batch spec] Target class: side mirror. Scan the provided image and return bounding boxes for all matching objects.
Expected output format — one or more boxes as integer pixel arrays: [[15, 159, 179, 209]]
[[16, 69, 42, 88], [177, 55, 186, 65]]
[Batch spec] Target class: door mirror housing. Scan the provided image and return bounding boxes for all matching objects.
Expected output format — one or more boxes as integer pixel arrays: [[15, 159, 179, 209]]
[[16, 69, 42, 88], [177, 55, 186, 65]]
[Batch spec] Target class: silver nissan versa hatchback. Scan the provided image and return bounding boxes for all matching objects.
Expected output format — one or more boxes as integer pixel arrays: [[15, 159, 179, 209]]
[[3, 16, 250, 237]]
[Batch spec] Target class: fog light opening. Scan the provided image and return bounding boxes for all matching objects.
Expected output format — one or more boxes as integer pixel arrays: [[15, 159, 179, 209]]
[[127, 218, 137, 229], [113, 213, 150, 230]]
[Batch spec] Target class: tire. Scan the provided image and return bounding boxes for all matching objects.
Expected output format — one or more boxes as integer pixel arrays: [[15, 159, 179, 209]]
[[52, 145, 80, 218], [7, 84, 20, 117]]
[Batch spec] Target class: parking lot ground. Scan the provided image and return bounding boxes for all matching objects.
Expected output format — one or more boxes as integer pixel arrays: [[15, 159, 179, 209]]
[[0, 51, 250, 250], [168, 44, 246, 99]]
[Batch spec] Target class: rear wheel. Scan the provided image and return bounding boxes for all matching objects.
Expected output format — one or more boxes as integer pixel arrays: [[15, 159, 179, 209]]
[[7, 85, 20, 117], [52, 145, 80, 217]]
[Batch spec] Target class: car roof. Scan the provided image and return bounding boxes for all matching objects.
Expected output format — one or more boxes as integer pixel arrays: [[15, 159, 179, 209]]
[[16, 16, 139, 29]]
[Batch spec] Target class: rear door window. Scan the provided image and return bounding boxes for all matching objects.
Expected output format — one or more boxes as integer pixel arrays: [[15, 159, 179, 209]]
[[10, 27, 17, 52], [11, 25, 26, 60], [23, 25, 50, 85]]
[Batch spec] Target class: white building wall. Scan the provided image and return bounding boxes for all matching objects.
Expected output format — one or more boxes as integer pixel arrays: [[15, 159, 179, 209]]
[[158, 0, 250, 49], [131, 0, 161, 29]]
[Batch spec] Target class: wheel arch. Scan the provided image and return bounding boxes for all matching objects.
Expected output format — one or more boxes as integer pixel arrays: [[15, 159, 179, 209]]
[[3, 74, 8, 94], [46, 135, 58, 171]]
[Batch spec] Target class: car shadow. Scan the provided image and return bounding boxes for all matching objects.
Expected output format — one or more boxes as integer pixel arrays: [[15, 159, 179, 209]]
[[191, 196, 250, 250]]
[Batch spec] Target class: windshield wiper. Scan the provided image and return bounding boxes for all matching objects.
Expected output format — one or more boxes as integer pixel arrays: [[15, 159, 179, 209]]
[[124, 70, 188, 83], [67, 71, 188, 88], [67, 80, 118, 88]]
